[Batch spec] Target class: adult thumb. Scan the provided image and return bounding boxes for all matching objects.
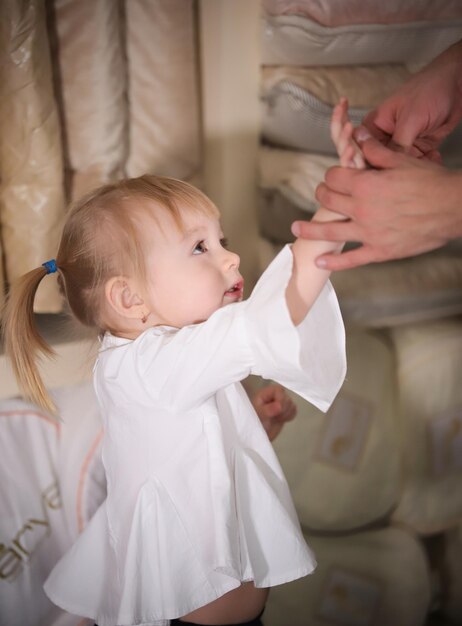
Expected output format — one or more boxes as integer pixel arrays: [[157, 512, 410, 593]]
[[361, 137, 405, 169], [391, 114, 422, 150]]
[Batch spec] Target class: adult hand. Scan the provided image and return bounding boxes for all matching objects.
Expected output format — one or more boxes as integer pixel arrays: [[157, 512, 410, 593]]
[[251, 383, 297, 442], [291, 138, 462, 270], [357, 40, 462, 160]]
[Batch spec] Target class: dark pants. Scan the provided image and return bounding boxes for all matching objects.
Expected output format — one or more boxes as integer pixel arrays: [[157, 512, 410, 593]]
[[96, 609, 264, 626], [96, 619, 263, 626], [170, 620, 263, 625], [170, 610, 264, 626]]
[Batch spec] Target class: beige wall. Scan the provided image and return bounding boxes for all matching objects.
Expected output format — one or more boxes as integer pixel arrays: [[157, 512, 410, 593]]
[[199, 0, 261, 288]]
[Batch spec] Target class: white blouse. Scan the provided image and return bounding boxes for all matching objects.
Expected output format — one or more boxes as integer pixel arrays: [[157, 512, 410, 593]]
[[44, 245, 346, 626]]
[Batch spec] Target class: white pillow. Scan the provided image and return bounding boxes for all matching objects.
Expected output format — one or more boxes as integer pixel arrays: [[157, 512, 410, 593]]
[[390, 318, 462, 534], [262, 13, 462, 66], [264, 526, 431, 626], [263, 0, 462, 26], [268, 327, 401, 532], [331, 243, 462, 328], [259, 145, 334, 204], [261, 65, 410, 154]]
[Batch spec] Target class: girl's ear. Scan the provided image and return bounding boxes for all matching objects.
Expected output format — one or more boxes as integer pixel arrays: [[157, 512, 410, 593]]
[[105, 276, 146, 320]]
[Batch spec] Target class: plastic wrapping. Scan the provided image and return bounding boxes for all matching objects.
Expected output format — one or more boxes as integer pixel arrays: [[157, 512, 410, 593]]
[[0, 0, 64, 312], [0, 236, 5, 311], [53, 0, 128, 200], [263, 0, 462, 26], [125, 0, 202, 185], [261, 13, 462, 67]]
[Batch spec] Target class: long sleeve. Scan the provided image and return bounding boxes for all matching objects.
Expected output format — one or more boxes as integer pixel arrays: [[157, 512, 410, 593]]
[[97, 245, 346, 413]]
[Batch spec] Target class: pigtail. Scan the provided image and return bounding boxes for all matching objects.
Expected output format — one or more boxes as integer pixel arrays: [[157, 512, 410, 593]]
[[1, 175, 219, 415], [2, 266, 57, 414]]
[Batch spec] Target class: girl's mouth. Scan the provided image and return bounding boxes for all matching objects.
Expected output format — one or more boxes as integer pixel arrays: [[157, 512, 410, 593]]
[[224, 279, 244, 299]]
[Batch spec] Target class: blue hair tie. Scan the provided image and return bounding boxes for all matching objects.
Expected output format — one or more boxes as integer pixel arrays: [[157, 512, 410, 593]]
[[42, 259, 58, 274]]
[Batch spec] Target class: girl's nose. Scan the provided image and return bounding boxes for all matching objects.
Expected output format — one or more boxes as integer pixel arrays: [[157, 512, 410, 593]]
[[224, 248, 240, 270]]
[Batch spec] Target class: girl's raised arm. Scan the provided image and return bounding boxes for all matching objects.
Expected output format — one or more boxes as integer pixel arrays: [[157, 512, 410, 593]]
[[286, 98, 365, 325]]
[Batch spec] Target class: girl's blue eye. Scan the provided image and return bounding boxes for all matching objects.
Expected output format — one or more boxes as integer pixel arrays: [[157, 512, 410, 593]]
[[220, 237, 229, 249], [193, 241, 207, 255]]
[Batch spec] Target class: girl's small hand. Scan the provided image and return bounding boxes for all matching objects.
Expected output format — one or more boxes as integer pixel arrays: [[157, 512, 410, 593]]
[[251, 384, 297, 441], [331, 97, 366, 170]]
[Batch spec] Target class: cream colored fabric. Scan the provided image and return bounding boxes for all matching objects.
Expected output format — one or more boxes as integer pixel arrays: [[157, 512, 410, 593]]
[[53, 0, 128, 200], [264, 527, 431, 626], [0, 0, 204, 314], [331, 242, 462, 328], [261, 13, 462, 66], [0, 0, 64, 312], [265, 328, 400, 533], [262, 65, 411, 109], [261, 67, 461, 161], [257, 147, 332, 242], [259, 146, 335, 209], [263, 0, 462, 25], [261, 66, 410, 153], [390, 318, 462, 534], [126, 0, 202, 185]]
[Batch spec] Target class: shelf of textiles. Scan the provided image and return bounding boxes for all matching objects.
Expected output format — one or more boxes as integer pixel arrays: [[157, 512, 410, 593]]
[[257, 2, 462, 624]]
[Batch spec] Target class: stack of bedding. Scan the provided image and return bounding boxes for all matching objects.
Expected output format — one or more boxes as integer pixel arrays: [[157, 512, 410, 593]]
[[257, 2, 462, 624]]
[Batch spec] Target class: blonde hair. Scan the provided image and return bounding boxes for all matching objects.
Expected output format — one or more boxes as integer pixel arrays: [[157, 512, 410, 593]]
[[2, 175, 219, 413]]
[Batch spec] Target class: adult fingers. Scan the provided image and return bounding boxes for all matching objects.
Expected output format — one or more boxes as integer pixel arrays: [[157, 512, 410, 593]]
[[384, 138, 424, 158], [315, 246, 380, 271], [355, 117, 392, 145], [316, 180, 360, 217], [360, 137, 409, 169], [321, 166, 363, 196], [291, 217, 359, 242], [425, 149, 443, 164], [391, 112, 425, 150]]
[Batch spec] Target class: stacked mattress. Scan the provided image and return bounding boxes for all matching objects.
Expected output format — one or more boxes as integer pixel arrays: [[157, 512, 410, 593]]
[[257, 2, 462, 624]]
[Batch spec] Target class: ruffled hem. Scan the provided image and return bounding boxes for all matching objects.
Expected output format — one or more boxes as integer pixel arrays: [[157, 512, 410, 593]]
[[44, 481, 239, 625], [44, 447, 315, 625], [234, 447, 316, 586]]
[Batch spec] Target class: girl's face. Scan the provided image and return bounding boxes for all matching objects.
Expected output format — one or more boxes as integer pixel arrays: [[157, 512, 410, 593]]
[[141, 206, 243, 328]]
